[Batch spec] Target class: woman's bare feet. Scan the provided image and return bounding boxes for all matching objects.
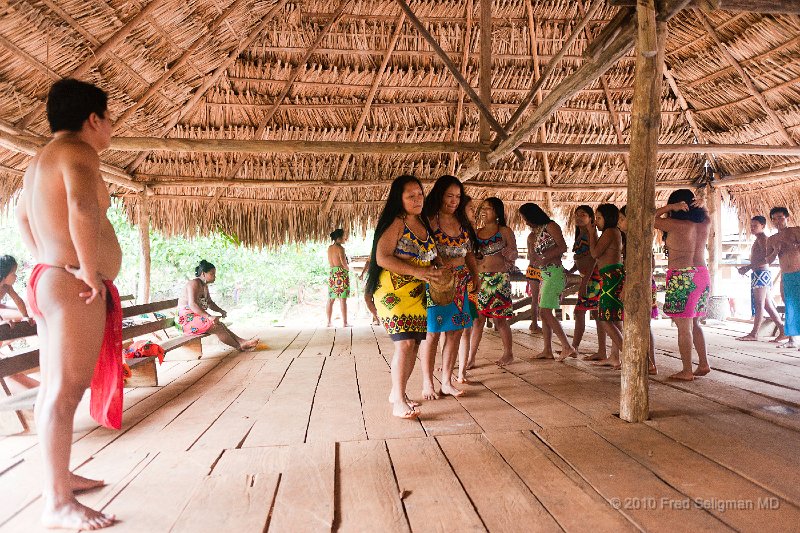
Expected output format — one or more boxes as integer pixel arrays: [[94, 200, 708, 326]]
[[693, 365, 711, 376], [421, 385, 439, 401], [456, 376, 474, 385], [495, 355, 514, 366], [581, 352, 607, 361], [42, 498, 116, 530], [70, 472, 105, 493], [555, 347, 577, 362], [531, 351, 554, 359], [391, 402, 420, 419], [668, 370, 694, 381], [239, 338, 260, 351], [770, 334, 789, 343], [592, 357, 620, 368], [440, 384, 464, 397], [777, 339, 796, 348], [387, 394, 420, 409], [528, 323, 542, 334]]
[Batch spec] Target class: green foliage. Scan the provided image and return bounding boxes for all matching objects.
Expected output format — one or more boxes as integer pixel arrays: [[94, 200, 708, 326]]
[[2, 204, 372, 321]]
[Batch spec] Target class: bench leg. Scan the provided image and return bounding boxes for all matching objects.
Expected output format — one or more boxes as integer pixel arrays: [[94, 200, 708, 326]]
[[124, 357, 159, 387], [0, 378, 32, 435]]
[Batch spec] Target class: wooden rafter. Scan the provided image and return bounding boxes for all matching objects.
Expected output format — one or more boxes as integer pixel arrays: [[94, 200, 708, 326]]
[[663, 68, 716, 169], [448, 0, 473, 174], [394, 0, 524, 162], [694, 8, 797, 146], [16, 0, 169, 130], [461, 0, 693, 180], [525, 0, 552, 211], [113, 0, 248, 131], [322, 11, 406, 214], [0, 35, 60, 80], [125, 0, 291, 173]]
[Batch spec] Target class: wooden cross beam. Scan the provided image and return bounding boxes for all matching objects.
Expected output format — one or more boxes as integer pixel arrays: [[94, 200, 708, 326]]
[[395, 0, 525, 163], [610, 0, 800, 14], [460, 0, 693, 181]]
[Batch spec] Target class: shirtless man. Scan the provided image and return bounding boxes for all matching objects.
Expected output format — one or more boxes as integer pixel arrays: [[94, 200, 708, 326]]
[[16, 79, 119, 529], [737, 215, 786, 342], [654, 189, 712, 381], [326, 228, 350, 327], [765, 207, 800, 349]]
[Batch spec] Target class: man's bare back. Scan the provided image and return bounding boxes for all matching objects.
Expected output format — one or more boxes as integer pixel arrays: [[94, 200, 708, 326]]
[[767, 227, 800, 274], [21, 136, 121, 281]]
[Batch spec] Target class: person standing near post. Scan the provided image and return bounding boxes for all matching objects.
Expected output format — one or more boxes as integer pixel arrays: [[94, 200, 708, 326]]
[[654, 189, 712, 380], [765, 207, 800, 349], [326, 228, 351, 327], [736, 215, 786, 342], [16, 79, 119, 529]]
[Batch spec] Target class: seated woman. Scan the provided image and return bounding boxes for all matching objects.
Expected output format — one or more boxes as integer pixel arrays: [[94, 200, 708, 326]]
[[0, 255, 29, 322], [177, 260, 259, 351], [0, 255, 38, 390]]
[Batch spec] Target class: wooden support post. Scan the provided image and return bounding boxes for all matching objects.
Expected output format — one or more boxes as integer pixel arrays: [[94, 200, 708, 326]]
[[620, 1, 666, 424], [138, 193, 151, 304], [707, 186, 723, 295]]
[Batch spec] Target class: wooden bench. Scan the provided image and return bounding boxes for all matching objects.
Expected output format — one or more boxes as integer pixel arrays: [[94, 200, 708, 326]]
[[0, 297, 210, 435]]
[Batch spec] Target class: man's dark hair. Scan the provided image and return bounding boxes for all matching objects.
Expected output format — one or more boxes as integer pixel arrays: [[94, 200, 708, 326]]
[[195, 259, 215, 277], [770, 207, 790, 219], [752, 215, 767, 226], [0, 255, 17, 281], [330, 228, 345, 241], [46, 78, 108, 133]]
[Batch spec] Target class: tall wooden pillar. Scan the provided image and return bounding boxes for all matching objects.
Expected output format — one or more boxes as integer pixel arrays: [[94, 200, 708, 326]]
[[138, 192, 151, 304], [620, 0, 666, 423], [479, 0, 492, 168], [706, 186, 723, 294]]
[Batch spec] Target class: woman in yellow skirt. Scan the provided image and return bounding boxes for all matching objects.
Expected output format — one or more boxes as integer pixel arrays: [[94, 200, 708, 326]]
[[366, 175, 445, 419]]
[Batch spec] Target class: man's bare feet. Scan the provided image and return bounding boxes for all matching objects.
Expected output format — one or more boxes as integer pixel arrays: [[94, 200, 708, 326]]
[[342, 323, 352, 328], [648, 365, 658, 376], [421, 386, 439, 401], [70, 472, 105, 493], [693, 365, 711, 376], [528, 324, 542, 334], [42, 498, 116, 530], [668, 370, 694, 381], [736, 334, 758, 341], [592, 358, 620, 368], [326, 322, 333, 328], [456, 376, 475, 385], [392, 402, 420, 419], [770, 334, 789, 343], [777, 339, 796, 349], [239, 338, 260, 351], [495, 355, 514, 366], [581, 352, 607, 361], [440, 384, 464, 397], [387, 394, 420, 409], [531, 351, 554, 359]]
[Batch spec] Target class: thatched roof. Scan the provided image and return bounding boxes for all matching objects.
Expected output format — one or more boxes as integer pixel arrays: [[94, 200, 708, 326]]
[[0, 0, 798, 245]]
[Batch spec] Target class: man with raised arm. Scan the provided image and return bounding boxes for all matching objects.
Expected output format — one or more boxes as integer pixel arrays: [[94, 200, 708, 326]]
[[16, 79, 120, 530], [765, 207, 800, 349]]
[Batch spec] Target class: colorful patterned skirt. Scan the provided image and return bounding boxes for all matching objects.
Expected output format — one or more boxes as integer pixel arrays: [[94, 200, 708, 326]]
[[374, 269, 428, 341], [178, 305, 215, 335], [575, 267, 601, 312], [427, 266, 473, 333], [328, 266, 351, 299], [784, 270, 800, 336], [466, 275, 479, 320], [477, 272, 513, 319], [664, 266, 710, 318], [598, 263, 625, 322], [651, 276, 659, 319]]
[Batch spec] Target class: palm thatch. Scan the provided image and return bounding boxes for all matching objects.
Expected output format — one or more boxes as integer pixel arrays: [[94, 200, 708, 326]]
[[0, 0, 798, 245]]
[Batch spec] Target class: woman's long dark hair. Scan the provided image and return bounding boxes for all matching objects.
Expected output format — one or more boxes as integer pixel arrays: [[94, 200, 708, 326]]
[[519, 202, 550, 228], [0, 255, 17, 281], [365, 175, 430, 294], [195, 259, 215, 277], [422, 175, 479, 254], [596, 203, 619, 230], [573, 205, 594, 243], [483, 197, 508, 228], [663, 188, 706, 242]]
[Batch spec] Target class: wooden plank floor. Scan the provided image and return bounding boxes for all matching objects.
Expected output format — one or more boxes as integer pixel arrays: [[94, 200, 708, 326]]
[[1, 321, 799, 532]]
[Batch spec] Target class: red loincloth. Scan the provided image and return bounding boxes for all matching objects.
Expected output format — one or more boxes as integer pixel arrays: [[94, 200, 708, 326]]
[[27, 264, 123, 430]]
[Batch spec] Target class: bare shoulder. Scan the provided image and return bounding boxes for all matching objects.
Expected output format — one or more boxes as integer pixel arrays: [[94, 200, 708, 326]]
[[381, 218, 405, 242]]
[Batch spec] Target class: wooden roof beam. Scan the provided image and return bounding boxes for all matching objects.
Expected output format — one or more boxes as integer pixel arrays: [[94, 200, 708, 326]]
[[113, 0, 248, 132], [448, 0, 473, 174], [323, 11, 406, 213], [0, 35, 60, 80], [94, 137, 800, 156], [125, 0, 290, 173], [395, 0, 525, 163], [663, 68, 717, 169], [610, 0, 800, 13], [0, 127, 143, 192], [16, 0, 169, 130], [695, 9, 797, 146], [525, 0, 552, 210], [461, 0, 694, 181]]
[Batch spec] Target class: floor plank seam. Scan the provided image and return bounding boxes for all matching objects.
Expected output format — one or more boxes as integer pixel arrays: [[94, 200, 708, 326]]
[[352, 357, 370, 441], [302, 357, 327, 444]]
